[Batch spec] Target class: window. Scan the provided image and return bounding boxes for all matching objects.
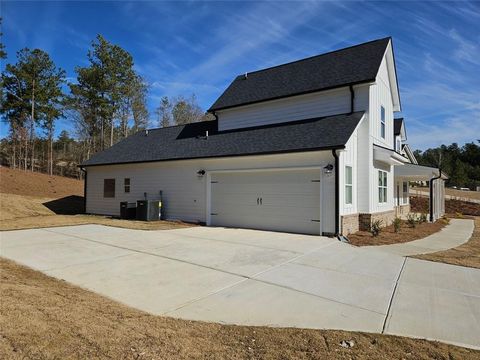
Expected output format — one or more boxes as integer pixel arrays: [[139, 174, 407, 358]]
[[103, 179, 115, 198], [402, 181, 408, 205], [378, 170, 387, 203], [124, 178, 131, 193], [380, 106, 386, 139], [396, 137, 401, 152], [345, 166, 353, 204]]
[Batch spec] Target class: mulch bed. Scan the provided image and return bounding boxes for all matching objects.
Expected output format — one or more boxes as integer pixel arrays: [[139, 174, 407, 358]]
[[347, 219, 447, 247], [411, 196, 480, 216]]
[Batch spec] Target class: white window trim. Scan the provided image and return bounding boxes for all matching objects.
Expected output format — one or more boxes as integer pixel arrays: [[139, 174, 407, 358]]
[[345, 166, 353, 205], [378, 170, 387, 203], [380, 106, 386, 139]]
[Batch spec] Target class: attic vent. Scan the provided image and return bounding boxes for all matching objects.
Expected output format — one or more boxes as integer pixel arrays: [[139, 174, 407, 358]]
[[244, 72, 248, 79]]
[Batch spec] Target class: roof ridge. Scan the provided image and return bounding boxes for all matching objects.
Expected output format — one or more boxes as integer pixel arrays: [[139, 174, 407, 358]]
[[240, 37, 391, 77], [144, 119, 217, 132]]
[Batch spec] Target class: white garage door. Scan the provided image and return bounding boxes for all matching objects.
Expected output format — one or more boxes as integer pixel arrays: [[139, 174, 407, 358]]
[[210, 169, 321, 235]]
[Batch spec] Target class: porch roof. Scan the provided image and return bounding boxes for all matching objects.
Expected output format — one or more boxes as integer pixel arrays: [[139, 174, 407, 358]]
[[394, 163, 448, 180]]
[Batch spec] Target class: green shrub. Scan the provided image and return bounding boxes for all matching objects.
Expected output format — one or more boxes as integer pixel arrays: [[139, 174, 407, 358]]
[[370, 219, 382, 237], [441, 215, 450, 224], [392, 217, 402, 233], [407, 213, 418, 228], [419, 213, 428, 223]]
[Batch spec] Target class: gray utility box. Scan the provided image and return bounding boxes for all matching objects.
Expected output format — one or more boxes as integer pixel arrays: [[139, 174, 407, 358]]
[[120, 202, 137, 220], [136, 200, 161, 221]]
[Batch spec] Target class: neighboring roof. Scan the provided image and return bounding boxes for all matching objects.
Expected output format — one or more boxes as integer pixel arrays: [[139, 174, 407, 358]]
[[209, 38, 391, 112], [81, 112, 365, 167], [394, 118, 404, 136]]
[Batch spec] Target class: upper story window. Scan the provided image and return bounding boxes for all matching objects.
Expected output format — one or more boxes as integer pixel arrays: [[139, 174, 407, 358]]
[[345, 166, 353, 205], [396, 137, 401, 152], [380, 106, 386, 139], [378, 170, 387, 203], [124, 178, 131, 193], [104, 179, 115, 198]]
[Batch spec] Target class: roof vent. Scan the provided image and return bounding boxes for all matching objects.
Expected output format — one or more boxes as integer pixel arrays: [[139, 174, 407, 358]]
[[145, 130, 149, 136], [243, 72, 248, 79]]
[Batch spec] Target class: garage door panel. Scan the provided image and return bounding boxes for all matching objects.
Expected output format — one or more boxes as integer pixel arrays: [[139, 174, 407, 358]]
[[210, 170, 321, 235]]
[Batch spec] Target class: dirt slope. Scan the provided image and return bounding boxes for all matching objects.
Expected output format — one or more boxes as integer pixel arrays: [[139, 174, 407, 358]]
[[0, 166, 83, 198]]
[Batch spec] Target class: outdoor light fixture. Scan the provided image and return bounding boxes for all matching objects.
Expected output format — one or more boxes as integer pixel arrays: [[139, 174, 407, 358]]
[[323, 164, 334, 174], [197, 169, 206, 177]]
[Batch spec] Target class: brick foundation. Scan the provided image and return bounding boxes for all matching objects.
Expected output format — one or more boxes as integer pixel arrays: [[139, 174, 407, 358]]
[[395, 204, 410, 217], [358, 210, 396, 231], [341, 213, 359, 235]]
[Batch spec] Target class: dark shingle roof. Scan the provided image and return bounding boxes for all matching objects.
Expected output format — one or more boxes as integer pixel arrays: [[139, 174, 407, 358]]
[[394, 118, 404, 136], [209, 38, 390, 111], [82, 112, 364, 167]]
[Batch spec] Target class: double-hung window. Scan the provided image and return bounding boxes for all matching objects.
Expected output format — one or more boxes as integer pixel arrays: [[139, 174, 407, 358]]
[[345, 166, 353, 204], [380, 106, 386, 139], [124, 178, 131, 193], [378, 170, 387, 203]]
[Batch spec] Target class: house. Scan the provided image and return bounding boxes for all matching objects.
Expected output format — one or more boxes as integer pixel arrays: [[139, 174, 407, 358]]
[[81, 37, 445, 236]]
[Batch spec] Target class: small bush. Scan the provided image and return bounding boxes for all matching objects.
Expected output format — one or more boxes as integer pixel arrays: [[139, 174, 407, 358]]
[[419, 213, 428, 223], [456, 212, 464, 219], [441, 215, 450, 224], [392, 217, 402, 233], [370, 219, 382, 237], [407, 213, 418, 228]]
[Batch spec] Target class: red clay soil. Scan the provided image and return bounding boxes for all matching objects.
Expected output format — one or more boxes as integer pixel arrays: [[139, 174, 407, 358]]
[[410, 196, 480, 216], [348, 219, 447, 246], [0, 166, 84, 198]]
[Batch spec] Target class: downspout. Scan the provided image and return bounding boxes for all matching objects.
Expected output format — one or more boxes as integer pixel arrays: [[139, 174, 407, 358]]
[[332, 149, 340, 236], [429, 168, 442, 222], [349, 85, 355, 114]]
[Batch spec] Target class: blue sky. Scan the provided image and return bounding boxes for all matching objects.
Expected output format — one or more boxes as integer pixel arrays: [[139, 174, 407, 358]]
[[1, 1, 479, 150]]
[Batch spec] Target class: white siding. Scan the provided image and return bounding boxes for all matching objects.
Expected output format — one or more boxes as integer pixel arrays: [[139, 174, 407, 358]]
[[369, 57, 394, 150], [217, 87, 351, 131], [86, 151, 336, 234], [339, 125, 358, 216]]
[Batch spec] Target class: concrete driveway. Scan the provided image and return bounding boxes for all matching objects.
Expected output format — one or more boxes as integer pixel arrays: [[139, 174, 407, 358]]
[[1, 224, 479, 350]]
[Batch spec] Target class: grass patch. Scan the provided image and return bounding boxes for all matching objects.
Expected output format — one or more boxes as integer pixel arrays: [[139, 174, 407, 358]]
[[413, 217, 480, 269]]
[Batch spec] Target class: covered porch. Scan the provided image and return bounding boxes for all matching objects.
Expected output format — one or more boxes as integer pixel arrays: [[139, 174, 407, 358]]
[[394, 164, 447, 221]]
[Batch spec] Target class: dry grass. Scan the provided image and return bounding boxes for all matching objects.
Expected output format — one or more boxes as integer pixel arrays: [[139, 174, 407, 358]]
[[414, 217, 480, 269], [348, 219, 447, 247], [411, 187, 480, 201], [1, 258, 478, 360], [0, 167, 193, 231], [0, 193, 192, 231], [0, 166, 84, 198]]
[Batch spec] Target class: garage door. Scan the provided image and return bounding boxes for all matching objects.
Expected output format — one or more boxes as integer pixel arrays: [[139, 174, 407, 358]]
[[210, 169, 321, 235]]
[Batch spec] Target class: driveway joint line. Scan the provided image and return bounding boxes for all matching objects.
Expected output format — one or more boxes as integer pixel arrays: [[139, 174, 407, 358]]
[[43, 229, 250, 279], [382, 256, 407, 334]]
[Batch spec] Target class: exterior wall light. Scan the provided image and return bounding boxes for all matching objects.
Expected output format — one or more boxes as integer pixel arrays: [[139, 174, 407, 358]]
[[197, 169, 206, 177], [323, 164, 334, 174]]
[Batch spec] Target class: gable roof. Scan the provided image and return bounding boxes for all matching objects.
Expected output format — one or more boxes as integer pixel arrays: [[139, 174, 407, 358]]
[[81, 112, 364, 167], [209, 37, 391, 112]]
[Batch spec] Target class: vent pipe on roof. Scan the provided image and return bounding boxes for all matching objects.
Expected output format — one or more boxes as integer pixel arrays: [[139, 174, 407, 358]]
[[145, 130, 149, 136], [244, 72, 248, 80]]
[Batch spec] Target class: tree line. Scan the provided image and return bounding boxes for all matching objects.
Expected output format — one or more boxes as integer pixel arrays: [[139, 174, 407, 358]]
[[0, 21, 209, 178], [414, 141, 480, 190]]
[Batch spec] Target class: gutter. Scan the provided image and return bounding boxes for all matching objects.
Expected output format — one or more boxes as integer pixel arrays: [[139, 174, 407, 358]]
[[332, 149, 340, 236], [429, 168, 442, 222]]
